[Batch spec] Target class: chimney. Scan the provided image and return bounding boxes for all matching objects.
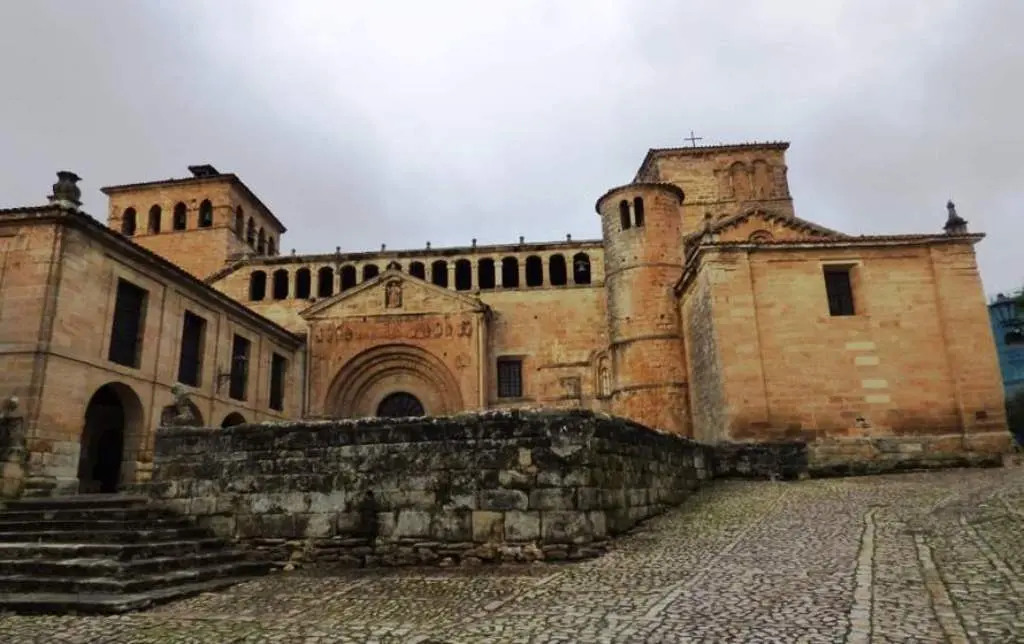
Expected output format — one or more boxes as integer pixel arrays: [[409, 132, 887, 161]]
[[48, 171, 82, 210]]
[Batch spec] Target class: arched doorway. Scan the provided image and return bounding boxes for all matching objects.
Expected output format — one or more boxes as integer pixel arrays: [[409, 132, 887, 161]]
[[325, 344, 464, 418], [78, 383, 142, 494], [376, 392, 425, 418], [221, 412, 246, 428]]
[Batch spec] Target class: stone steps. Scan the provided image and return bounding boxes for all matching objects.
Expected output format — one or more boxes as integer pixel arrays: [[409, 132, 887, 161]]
[[0, 495, 270, 614], [0, 526, 211, 543], [0, 576, 258, 615], [0, 517, 197, 532], [0, 537, 229, 561]]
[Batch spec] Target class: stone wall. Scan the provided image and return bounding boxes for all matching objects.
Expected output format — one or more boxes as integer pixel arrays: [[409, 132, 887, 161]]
[[144, 410, 711, 566]]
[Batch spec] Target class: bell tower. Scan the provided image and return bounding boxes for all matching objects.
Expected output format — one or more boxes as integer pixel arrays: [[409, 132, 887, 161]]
[[596, 182, 689, 435]]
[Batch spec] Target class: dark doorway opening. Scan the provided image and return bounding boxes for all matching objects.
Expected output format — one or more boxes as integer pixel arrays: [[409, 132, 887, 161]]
[[78, 385, 128, 494], [376, 392, 425, 418]]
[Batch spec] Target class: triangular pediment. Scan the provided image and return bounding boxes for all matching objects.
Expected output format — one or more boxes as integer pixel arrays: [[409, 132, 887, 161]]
[[300, 266, 487, 320], [711, 208, 846, 243]]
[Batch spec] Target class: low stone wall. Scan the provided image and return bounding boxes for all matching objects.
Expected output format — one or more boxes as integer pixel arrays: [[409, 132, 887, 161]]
[[806, 433, 1009, 477], [712, 441, 808, 479], [145, 410, 712, 566]]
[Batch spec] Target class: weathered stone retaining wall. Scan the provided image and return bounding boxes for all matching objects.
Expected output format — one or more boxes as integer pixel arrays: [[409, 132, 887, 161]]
[[145, 410, 712, 566]]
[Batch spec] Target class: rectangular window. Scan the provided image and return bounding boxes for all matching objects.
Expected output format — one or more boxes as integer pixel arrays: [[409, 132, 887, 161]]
[[824, 266, 856, 316], [269, 353, 287, 411], [228, 334, 251, 401], [176, 310, 206, 387], [108, 278, 148, 368], [497, 358, 523, 399]]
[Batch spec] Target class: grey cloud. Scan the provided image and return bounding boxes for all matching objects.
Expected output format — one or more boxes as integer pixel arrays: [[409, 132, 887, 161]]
[[1, 0, 1020, 294]]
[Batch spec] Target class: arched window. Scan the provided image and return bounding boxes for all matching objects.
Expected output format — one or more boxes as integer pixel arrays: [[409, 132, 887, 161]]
[[340, 265, 357, 291], [148, 205, 162, 234], [633, 197, 645, 227], [572, 252, 591, 285], [266, 237, 276, 256], [246, 218, 255, 246], [362, 264, 379, 281], [172, 202, 187, 230], [121, 208, 137, 236], [257, 228, 266, 254], [234, 207, 244, 236], [198, 200, 213, 228], [548, 254, 567, 286], [619, 200, 631, 230], [431, 260, 448, 288], [478, 258, 496, 289], [249, 271, 267, 301], [454, 259, 472, 291], [272, 269, 289, 300], [525, 255, 543, 287], [317, 267, 334, 297], [294, 268, 311, 299], [409, 261, 426, 279], [501, 257, 519, 288]]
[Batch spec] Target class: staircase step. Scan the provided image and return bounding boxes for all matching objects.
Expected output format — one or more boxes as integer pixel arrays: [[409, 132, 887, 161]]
[[0, 560, 270, 595], [0, 574, 266, 614], [0, 527, 210, 544], [0, 549, 248, 578], [0, 507, 181, 522], [2, 495, 151, 511], [0, 494, 270, 613], [0, 517, 196, 532], [0, 537, 229, 561]]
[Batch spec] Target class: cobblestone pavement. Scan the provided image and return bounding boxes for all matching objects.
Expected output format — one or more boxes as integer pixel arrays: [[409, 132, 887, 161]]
[[2, 466, 1023, 643]]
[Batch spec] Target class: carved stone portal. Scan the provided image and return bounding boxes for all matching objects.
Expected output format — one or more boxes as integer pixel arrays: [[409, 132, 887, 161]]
[[385, 280, 403, 309]]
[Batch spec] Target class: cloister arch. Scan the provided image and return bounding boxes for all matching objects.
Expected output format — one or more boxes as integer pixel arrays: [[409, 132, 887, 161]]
[[324, 344, 464, 418]]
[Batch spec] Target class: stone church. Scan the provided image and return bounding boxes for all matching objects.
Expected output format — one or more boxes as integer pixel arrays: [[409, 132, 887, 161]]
[[0, 140, 1011, 497]]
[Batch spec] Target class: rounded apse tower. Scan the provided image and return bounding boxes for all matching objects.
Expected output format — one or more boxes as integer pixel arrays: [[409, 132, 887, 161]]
[[595, 182, 689, 435]]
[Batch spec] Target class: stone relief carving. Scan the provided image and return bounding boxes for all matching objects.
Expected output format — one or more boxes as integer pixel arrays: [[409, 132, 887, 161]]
[[560, 376, 581, 399], [314, 315, 474, 344], [385, 280, 403, 309]]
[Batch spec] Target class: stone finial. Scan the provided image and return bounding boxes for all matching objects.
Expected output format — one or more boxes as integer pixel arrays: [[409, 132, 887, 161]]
[[386, 260, 401, 271], [519, 236, 525, 244], [381, 244, 386, 252], [566, 234, 572, 242], [944, 200, 968, 234], [48, 171, 82, 210], [471, 238, 477, 248], [336, 246, 341, 254], [291, 248, 296, 256], [426, 241, 431, 250]]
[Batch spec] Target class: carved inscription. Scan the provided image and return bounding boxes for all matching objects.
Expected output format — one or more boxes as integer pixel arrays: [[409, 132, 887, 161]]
[[314, 317, 474, 344]]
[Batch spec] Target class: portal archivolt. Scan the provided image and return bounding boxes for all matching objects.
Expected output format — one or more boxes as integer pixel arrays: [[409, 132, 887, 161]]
[[325, 344, 463, 418]]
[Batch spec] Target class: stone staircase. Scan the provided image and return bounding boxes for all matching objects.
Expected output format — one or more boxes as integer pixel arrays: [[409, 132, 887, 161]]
[[0, 494, 270, 614]]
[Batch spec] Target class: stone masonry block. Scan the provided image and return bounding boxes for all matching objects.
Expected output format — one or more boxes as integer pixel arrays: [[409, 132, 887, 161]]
[[504, 511, 541, 541]]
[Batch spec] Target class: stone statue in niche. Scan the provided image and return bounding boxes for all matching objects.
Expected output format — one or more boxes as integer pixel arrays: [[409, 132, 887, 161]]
[[385, 280, 403, 309], [598, 362, 612, 398]]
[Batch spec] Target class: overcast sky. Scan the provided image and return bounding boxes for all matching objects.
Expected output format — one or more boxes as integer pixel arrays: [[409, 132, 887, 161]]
[[1, 1, 1021, 296]]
